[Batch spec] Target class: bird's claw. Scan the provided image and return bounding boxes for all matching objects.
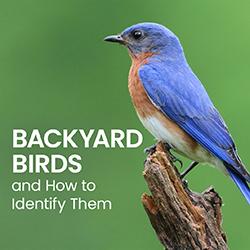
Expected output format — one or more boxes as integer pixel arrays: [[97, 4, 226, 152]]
[[166, 152, 183, 167], [163, 143, 183, 167], [144, 143, 183, 167], [169, 154, 183, 168], [144, 144, 157, 154]]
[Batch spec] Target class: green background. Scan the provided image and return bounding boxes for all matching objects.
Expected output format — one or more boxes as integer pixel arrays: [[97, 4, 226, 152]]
[[0, 0, 250, 249]]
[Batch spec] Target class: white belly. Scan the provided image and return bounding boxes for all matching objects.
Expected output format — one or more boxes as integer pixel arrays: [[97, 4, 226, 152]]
[[140, 115, 228, 175], [141, 115, 185, 149]]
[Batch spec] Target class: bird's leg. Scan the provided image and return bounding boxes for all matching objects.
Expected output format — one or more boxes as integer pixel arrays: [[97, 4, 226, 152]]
[[180, 161, 199, 179], [144, 143, 157, 154], [163, 142, 183, 167]]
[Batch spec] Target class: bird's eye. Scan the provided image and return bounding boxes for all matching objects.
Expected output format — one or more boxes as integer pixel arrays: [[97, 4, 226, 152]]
[[132, 30, 143, 40]]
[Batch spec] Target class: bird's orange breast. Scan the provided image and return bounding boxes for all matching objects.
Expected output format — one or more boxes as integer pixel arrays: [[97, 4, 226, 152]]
[[128, 53, 198, 151], [128, 52, 156, 118]]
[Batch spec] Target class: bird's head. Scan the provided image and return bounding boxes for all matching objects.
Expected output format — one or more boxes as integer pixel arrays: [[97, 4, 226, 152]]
[[104, 22, 183, 59]]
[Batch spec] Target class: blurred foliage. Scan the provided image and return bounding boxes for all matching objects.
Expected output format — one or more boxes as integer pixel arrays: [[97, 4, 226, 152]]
[[0, 0, 249, 249]]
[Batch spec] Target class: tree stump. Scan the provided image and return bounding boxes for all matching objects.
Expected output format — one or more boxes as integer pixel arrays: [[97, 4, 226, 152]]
[[141, 142, 228, 250]]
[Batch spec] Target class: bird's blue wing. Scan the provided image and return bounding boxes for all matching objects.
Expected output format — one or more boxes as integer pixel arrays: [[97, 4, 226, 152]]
[[139, 62, 250, 182]]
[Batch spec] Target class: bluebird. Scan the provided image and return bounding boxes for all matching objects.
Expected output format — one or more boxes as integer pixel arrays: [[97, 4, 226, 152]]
[[104, 22, 250, 204]]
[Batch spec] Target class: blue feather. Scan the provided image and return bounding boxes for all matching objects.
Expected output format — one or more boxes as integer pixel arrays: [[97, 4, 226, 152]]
[[139, 60, 236, 163], [139, 59, 250, 184], [226, 166, 250, 204], [111, 22, 250, 203]]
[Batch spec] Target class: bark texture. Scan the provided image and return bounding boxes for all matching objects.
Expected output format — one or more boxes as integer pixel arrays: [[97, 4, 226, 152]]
[[141, 143, 228, 250]]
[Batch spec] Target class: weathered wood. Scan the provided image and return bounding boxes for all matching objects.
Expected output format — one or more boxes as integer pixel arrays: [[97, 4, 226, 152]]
[[142, 142, 228, 250]]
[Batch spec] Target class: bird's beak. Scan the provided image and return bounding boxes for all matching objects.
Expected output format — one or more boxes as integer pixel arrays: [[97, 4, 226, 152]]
[[104, 34, 125, 44]]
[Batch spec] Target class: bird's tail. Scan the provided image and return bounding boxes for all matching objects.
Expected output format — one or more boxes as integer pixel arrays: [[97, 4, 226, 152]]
[[226, 166, 250, 204]]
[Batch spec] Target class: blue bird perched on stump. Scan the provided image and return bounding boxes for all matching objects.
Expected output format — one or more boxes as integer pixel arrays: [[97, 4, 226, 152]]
[[104, 22, 250, 204]]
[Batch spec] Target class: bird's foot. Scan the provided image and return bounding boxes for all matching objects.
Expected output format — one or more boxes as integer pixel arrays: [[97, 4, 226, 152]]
[[163, 143, 183, 167], [169, 154, 183, 168], [180, 161, 199, 179], [144, 144, 157, 154]]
